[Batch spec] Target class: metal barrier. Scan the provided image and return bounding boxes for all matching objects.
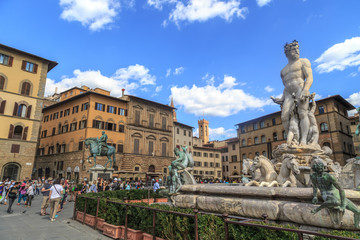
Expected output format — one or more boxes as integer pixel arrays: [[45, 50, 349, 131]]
[[73, 195, 358, 240]]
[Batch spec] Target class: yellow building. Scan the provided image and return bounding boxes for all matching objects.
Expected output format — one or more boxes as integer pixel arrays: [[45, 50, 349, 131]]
[[192, 146, 222, 181], [0, 43, 57, 180], [35, 86, 128, 182]]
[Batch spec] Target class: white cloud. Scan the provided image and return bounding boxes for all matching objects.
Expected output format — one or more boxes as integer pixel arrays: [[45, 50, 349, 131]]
[[166, 68, 171, 77], [264, 85, 274, 92], [174, 66, 184, 75], [45, 64, 156, 97], [193, 127, 237, 140], [348, 109, 357, 116], [348, 91, 360, 107], [202, 73, 215, 85], [166, 0, 248, 26], [315, 37, 360, 73], [256, 0, 272, 7], [171, 75, 270, 117], [155, 85, 163, 92], [349, 72, 358, 77], [59, 0, 121, 31], [147, 0, 176, 10]]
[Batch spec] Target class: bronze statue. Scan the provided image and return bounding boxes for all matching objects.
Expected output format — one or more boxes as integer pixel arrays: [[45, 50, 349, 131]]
[[310, 157, 360, 228], [85, 131, 116, 168]]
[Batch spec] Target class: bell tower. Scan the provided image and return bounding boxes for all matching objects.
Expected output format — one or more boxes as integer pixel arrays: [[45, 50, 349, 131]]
[[198, 118, 209, 144]]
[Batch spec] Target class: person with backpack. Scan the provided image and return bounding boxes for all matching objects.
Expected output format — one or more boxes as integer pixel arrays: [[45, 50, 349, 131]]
[[26, 182, 35, 208], [48, 178, 64, 222], [6, 182, 20, 214], [17, 182, 27, 205]]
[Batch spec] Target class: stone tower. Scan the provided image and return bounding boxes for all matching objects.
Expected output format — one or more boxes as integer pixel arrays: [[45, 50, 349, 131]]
[[171, 97, 177, 122], [198, 118, 209, 144]]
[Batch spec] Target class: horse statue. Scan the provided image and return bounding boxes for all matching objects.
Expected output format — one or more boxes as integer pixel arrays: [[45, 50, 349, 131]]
[[242, 158, 261, 180], [245, 154, 300, 187], [84, 137, 116, 168]]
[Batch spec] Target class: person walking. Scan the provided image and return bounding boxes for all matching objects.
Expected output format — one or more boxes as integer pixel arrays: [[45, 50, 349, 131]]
[[6, 182, 20, 214], [0, 179, 9, 205], [17, 183, 27, 205], [40, 178, 52, 215], [153, 180, 160, 192], [26, 182, 35, 208], [49, 178, 64, 222], [59, 180, 69, 211]]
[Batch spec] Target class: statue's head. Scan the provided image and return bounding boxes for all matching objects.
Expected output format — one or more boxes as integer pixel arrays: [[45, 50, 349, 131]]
[[174, 147, 180, 156], [311, 156, 325, 173], [284, 40, 299, 60], [102, 131, 105, 135]]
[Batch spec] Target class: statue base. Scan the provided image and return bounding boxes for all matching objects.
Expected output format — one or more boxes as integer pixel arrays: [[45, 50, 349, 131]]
[[89, 166, 114, 181]]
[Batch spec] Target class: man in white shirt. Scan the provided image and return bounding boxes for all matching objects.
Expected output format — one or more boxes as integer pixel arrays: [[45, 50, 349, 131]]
[[48, 178, 64, 222]]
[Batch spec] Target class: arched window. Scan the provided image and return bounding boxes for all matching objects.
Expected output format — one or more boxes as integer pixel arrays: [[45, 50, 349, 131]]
[[262, 151, 267, 157], [241, 139, 246, 146], [17, 104, 27, 117], [0, 75, 5, 90], [283, 130, 287, 140], [247, 138, 252, 145], [148, 165, 155, 172], [21, 82, 31, 96], [273, 132, 278, 141], [242, 153, 246, 160], [261, 135, 266, 143], [320, 123, 328, 133], [323, 142, 331, 148], [13, 125, 23, 139], [254, 137, 259, 144]]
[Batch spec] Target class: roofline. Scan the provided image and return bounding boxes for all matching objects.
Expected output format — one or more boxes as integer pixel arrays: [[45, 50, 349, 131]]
[[174, 121, 194, 129], [235, 94, 355, 126], [126, 95, 175, 110], [59, 86, 86, 94], [193, 146, 221, 151], [42, 91, 129, 112], [0, 43, 58, 72]]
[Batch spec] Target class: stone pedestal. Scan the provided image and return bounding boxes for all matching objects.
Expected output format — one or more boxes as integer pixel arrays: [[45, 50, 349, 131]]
[[89, 165, 114, 181]]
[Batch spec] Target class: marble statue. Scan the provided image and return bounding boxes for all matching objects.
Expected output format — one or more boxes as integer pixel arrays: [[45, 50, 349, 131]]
[[271, 40, 318, 148], [85, 132, 116, 168], [311, 156, 360, 228]]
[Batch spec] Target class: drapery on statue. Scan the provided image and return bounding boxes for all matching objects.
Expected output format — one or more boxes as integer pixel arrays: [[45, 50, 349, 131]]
[[310, 156, 360, 228], [84, 131, 116, 168], [271, 40, 319, 148]]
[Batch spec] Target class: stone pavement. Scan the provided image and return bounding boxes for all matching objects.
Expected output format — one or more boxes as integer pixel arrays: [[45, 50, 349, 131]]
[[0, 195, 111, 240]]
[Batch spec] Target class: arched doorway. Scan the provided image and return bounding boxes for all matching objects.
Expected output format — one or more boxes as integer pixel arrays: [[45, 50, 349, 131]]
[[148, 165, 155, 173], [2, 163, 21, 180]]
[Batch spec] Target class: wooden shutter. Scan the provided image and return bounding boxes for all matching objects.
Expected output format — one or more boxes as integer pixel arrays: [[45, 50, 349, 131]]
[[84, 120, 87, 128], [117, 144, 123, 153], [125, 109, 128, 116], [93, 120, 96, 128], [23, 127, 28, 140], [0, 100, 6, 114], [102, 121, 105, 129], [26, 105, 32, 118], [107, 105, 109, 112], [8, 56, 13, 67], [33, 64, 38, 73], [114, 107, 117, 114], [104, 122, 108, 130], [0, 76, 4, 90], [21, 60, 26, 70], [8, 124, 14, 138], [13, 102, 18, 116], [81, 104, 83, 111], [102, 105, 105, 112], [113, 124, 116, 131]]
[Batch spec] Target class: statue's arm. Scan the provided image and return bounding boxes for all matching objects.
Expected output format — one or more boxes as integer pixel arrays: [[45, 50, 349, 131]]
[[331, 175, 346, 209], [301, 59, 313, 97]]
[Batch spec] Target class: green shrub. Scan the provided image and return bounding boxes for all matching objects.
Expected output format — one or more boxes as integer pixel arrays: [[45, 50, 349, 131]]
[[314, 230, 360, 240]]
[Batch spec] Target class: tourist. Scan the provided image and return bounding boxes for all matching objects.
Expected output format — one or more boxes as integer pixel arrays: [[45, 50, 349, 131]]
[[153, 180, 160, 192], [97, 178, 103, 192], [59, 179, 69, 212], [120, 181, 124, 190], [103, 181, 110, 191], [26, 182, 35, 208], [36, 181, 42, 195], [90, 180, 97, 193], [0, 179, 9, 205], [112, 178, 120, 191], [6, 182, 20, 214], [17, 182, 27, 205], [68, 182, 76, 202], [41, 178, 52, 216], [80, 181, 89, 194], [125, 182, 131, 190], [49, 178, 64, 222]]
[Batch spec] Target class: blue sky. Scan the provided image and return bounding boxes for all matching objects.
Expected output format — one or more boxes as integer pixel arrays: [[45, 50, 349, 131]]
[[1, 0, 360, 140]]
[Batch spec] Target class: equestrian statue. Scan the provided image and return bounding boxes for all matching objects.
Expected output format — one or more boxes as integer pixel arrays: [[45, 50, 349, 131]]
[[85, 131, 116, 168]]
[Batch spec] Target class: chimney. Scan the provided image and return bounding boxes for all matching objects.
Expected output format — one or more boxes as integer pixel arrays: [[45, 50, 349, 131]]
[[122, 88, 125, 97]]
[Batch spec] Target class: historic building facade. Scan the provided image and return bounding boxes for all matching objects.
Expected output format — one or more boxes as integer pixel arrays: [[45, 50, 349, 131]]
[[173, 121, 194, 153], [35, 87, 128, 182], [0, 44, 57, 181], [192, 146, 222, 181], [236, 95, 356, 167], [350, 113, 360, 156]]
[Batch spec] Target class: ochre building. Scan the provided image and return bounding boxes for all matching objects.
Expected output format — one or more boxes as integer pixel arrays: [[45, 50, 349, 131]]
[[0, 43, 57, 180]]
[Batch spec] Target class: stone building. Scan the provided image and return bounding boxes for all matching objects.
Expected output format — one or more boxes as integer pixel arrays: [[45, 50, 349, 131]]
[[198, 118, 209, 144], [349, 113, 360, 156], [173, 121, 194, 153], [236, 95, 356, 167], [192, 146, 222, 181], [35, 86, 128, 182], [117, 95, 175, 182], [0, 43, 57, 181], [219, 146, 229, 179], [226, 137, 241, 178]]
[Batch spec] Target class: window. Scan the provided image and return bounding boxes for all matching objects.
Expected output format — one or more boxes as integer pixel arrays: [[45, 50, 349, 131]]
[[135, 110, 140, 125], [210, 153, 213, 158], [78, 141, 84, 150], [242, 153, 246, 160], [176, 128, 179, 134], [79, 120, 87, 129], [273, 132, 278, 141], [11, 144, 20, 153], [232, 144, 236, 150], [135, 166, 140, 172], [231, 155, 237, 162], [0, 53, 12, 66], [60, 111, 63, 118], [41, 130, 47, 138], [255, 151, 260, 156], [225, 156, 228, 161], [241, 139, 246, 146], [241, 126, 245, 133], [343, 142, 347, 152], [70, 122, 77, 131], [21, 82, 31, 95], [13, 125, 23, 139], [95, 103, 105, 111], [107, 105, 115, 113], [340, 122, 343, 131], [260, 121, 265, 128], [149, 114, 154, 128], [189, 131, 191, 137], [183, 130, 186, 136], [106, 122, 115, 131], [215, 154, 219, 158], [119, 124, 125, 133], [226, 166, 229, 172], [162, 117, 167, 130], [17, 104, 27, 117], [162, 142, 167, 156], [323, 142, 331, 148], [0, 76, 5, 90], [222, 156, 225, 162], [148, 141, 154, 155], [93, 120, 104, 129], [58, 123, 62, 134], [204, 153, 208, 157], [81, 102, 89, 111], [72, 106, 79, 114], [64, 109, 70, 116], [262, 151, 267, 157], [60, 144, 66, 153], [204, 162, 208, 167], [272, 118, 276, 126], [210, 162, 214, 167], [52, 127, 55, 135], [253, 123, 258, 130], [254, 137, 259, 144], [216, 163, 220, 167], [283, 131, 287, 140], [318, 106, 325, 114], [118, 108, 125, 116], [53, 112, 59, 119], [134, 139, 139, 154], [117, 144, 124, 153], [261, 135, 266, 143], [22, 61, 37, 73], [62, 124, 68, 133], [320, 123, 328, 133], [48, 146, 54, 155], [200, 171, 203, 175]]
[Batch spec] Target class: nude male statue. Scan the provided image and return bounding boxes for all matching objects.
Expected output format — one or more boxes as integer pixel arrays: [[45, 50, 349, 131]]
[[272, 40, 314, 146]]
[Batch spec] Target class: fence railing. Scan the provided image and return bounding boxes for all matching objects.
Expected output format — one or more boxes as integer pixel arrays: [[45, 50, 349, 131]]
[[73, 195, 358, 240]]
